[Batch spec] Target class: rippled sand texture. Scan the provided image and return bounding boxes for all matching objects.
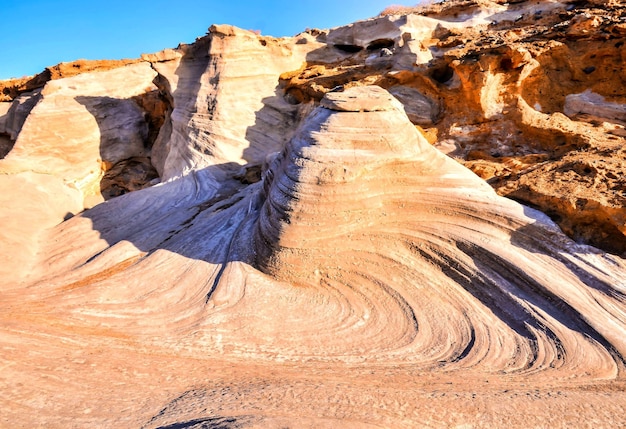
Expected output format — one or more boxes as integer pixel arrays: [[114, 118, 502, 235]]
[[1, 85, 625, 427]]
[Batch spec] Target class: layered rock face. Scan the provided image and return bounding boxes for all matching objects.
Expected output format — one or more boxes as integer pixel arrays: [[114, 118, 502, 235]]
[[281, 0, 626, 256], [145, 25, 319, 181], [2, 84, 625, 427], [1, 2, 626, 428], [254, 86, 429, 276], [0, 63, 159, 284], [252, 86, 626, 367]]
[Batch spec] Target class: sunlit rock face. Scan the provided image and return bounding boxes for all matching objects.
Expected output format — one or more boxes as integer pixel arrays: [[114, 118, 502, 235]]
[[253, 86, 626, 367], [254, 86, 428, 276], [0, 63, 157, 285], [1, 1, 626, 428], [3, 85, 625, 427], [281, 0, 626, 256], [146, 25, 320, 181]]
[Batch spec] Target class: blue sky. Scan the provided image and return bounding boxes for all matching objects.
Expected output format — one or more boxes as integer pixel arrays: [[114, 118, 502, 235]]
[[0, 0, 419, 80]]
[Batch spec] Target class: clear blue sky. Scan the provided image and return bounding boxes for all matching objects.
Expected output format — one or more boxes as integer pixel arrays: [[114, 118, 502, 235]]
[[0, 0, 420, 80]]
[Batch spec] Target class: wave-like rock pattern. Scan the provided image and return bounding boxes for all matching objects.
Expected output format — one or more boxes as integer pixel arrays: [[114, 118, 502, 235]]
[[247, 86, 626, 373], [2, 10, 626, 425], [12, 87, 624, 376]]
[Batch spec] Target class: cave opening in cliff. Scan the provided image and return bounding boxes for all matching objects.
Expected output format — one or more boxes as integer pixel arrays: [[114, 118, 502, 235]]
[[431, 64, 454, 84], [334, 44, 363, 53], [367, 39, 395, 51], [97, 89, 169, 200], [500, 57, 513, 71]]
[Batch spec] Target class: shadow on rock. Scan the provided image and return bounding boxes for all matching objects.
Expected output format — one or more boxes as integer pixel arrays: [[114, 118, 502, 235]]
[[153, 416, 255, 429], [75, 94, 166, 200]]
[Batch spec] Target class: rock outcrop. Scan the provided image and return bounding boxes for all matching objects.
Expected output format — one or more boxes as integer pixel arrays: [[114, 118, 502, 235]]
[[1, 2, 626, 428], [145, 25, 320, 181], [280, 0, 626, 256], [0, 58, 140, 102], [0, 62, 158, 284]]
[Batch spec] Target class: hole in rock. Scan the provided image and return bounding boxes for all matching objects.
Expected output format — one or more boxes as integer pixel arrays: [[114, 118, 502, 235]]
[[367, 39, 395, 51], [234, 164, 263, 184], [284, 88, 304, 105], [78, 87, 170, 201], [500, 58, 513, 70], [93, 89, 170, 200], [100, 157, 159, 200], [333, 44, 363, 53], [431, 64, 454, 84], [582, 66, 595, 74], [132, 89, 169, 148]]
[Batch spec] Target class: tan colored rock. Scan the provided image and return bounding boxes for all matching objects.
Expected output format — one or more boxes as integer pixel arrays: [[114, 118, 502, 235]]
[[320, 85, 402, 112], [567, 13, 604, 38], [2, 86, 625, 427], [564, 89, 626, 123], [149, 25, 321, 180], [281, 0, 626, 255], [2, 62, 157, 197], [388, 85, 440, 125], [0, 89, 41, 141], [2, 2, 626, 427], [0, 102, 11, 157], [0, 101, 10, 131], [0, 62, 157, 283], [0, 58, 141, 102], [0, 172, 82, 285]]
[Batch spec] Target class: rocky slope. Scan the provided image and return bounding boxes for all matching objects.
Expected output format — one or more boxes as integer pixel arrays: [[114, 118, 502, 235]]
[[1, 1, 626, 427], [281, 0, 626, 256]]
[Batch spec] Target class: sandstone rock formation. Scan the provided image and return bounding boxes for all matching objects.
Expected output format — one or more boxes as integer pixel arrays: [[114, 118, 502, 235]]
[[0, 58, 140, 102], [282, 0, 626, 256], [1, 1, 626, 428], [144, 25, 318, 181], [0, 62, 159, 285]]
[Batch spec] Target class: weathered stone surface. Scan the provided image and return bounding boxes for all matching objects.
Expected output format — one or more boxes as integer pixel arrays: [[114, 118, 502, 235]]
[[281, 0, 626, 255], [564, 90, 626, 123], [149, 25, 321, 180], [0, 63, 157, 282], [0, 102, 11, 158], [0, 58, 141, 102], [1, 89, 41, 140], [388, 85, 440, 125], [99, 156, 160, 200], [0, 102, 10, 131], [2, 63, 157, 198], [0, 172, 82, 285], [2, 84, 625, 428], [2, 2, 626, 428], [320, 85, 402, 112]]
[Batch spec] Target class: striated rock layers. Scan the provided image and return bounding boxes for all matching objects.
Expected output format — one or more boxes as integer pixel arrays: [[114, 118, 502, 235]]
[[0, 63, 160, 285], [281, 0, 626, 256], [2, 84, 626, 427], [1, 1, 626, 427], [144, 25, 318, 180]]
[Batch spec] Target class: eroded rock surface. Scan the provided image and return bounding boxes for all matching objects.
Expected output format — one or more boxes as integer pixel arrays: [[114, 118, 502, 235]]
[[0, 58, 140, 102], [146, 25, 321, 181], [1, 2, 626, 428], [0, 63, 158, 284], [280, 0, 626, 255], [2, 85, 626, 428]]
